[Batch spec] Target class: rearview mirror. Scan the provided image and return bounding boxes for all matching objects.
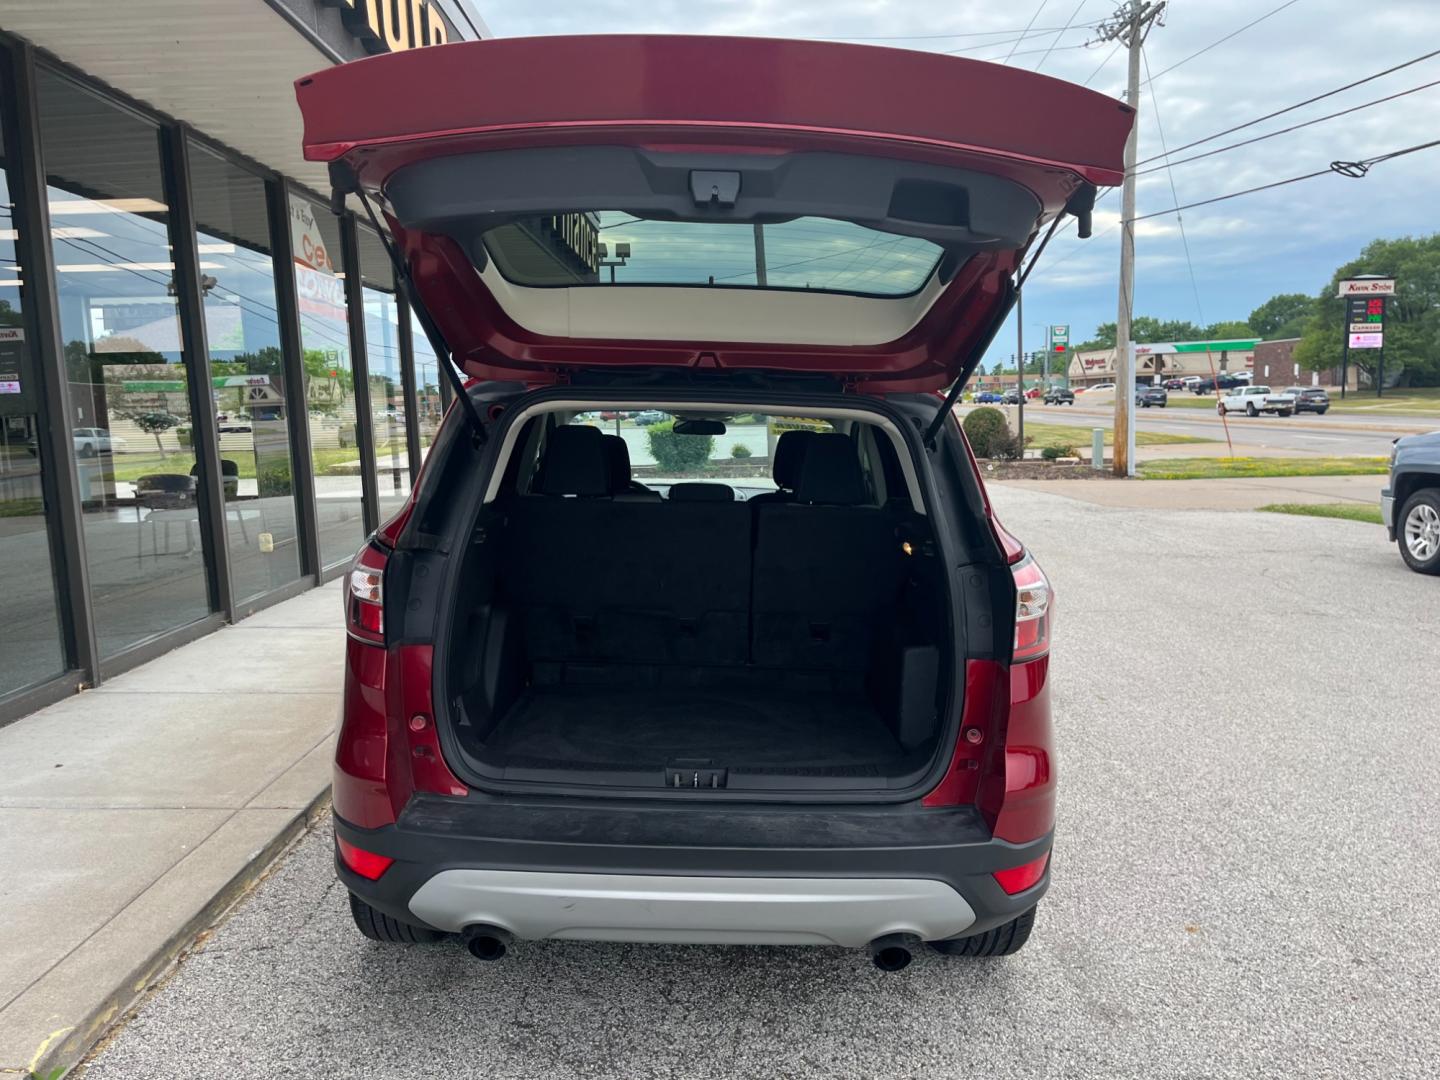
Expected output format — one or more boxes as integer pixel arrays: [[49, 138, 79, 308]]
[[673, 418, 726, 436]]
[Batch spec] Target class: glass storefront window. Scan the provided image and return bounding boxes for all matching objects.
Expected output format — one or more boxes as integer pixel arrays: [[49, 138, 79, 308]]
[[408, 311, 444, 465], [0, 80, 68, 698], [357, 227, 409, 521], [289, 193, 363, 569], [188, 142, 303, 604], [37, 68, 211, 658]]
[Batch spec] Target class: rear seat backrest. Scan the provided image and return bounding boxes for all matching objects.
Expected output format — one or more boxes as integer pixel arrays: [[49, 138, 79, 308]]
[[752, 434, 901, 671], [533, 424, 610, 497], [748, 429, 814, 504]]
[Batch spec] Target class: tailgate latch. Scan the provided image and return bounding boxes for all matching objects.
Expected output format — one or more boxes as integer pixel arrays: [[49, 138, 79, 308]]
[[690, 170, 740, 208], [665, 759, 728, 789]]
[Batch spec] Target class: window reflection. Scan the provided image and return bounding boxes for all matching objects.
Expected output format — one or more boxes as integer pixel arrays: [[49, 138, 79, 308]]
[[408, 312, 443, 464], [358, 227, 409, 521], [189, 142, 303, 604], [0, 82, 67, 696], [290, 194, 364, 569], [38, 68, 211, 657]]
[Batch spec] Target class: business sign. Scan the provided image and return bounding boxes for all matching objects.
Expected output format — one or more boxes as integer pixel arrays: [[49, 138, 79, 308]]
[[1337, 278, 1395, 297], [1049, 325, 1070, 353], [1349, 333, 1384, 350], [290, 200, 348, 325], [321, 0, 451, 52]]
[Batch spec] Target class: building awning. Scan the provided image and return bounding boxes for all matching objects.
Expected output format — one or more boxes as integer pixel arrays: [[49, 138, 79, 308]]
[[0, 0, 484, 193]]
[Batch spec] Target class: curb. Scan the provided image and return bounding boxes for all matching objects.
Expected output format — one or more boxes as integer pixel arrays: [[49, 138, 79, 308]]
[[24, 788, 332, 1080]]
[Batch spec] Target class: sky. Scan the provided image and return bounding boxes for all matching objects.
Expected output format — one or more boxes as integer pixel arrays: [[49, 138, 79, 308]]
[[475, 0, 1440, 369]]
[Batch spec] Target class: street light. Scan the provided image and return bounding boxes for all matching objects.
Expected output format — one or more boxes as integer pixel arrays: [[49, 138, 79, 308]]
[[597, 241, 631, 284]]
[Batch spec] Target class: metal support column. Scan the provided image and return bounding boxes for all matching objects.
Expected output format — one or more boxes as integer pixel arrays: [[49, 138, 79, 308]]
[[161, 125, 233, 620], [340, 212, 380, 536], [2, 40, 101, 683], [266, 181, 321, 580]]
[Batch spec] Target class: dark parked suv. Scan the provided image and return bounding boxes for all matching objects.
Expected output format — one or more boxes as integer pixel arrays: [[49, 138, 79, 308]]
[[302, 34, 1130, 968], [1136, 385, 1168, 408], [1283, 386, 1330, 414], [1043, 387, 1075, 405]]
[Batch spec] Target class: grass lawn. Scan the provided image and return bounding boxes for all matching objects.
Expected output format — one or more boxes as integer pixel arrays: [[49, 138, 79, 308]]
[[1258, 502, 1384, 524], [102, 442, 403, 483], [1020, 421, 1213, 451], [1139, 456, 1389, 480]]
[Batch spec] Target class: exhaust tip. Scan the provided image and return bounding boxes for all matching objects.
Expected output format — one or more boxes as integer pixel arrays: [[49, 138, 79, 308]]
[[868, 933, 919, 972], [463, 925, 512, 961]]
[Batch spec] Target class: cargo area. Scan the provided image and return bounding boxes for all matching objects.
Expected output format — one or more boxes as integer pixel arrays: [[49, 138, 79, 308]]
[[439, 411, 956, 794]]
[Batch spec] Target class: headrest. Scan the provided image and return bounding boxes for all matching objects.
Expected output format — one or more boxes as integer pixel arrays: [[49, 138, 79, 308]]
[[667, 482, 735, 502], [602, 434, 632, 493], [535, 424, 610, 496], [771, 430, 816, 490], [795, 433, 867, 506]]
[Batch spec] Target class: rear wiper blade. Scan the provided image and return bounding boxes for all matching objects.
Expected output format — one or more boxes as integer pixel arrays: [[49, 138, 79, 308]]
[[341, 181, 487, 447]]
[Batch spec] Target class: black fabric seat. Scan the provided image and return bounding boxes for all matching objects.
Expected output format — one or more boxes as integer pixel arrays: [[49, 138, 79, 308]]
[[667, 482, 734, 502], [603, 434, 660, 501], [748, 430, 815, 504], [751, 434, 901, 671]]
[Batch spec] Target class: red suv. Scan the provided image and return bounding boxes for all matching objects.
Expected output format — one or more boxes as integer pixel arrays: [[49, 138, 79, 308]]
[[302, 35, 1129, 969]]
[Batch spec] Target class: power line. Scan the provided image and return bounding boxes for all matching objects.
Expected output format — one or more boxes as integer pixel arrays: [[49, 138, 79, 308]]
[[1141, 46, 1205, 327], [1134, 76, 1440, 175], [1136, 46, 1440, 166], [1130, 137, 1440, 221], [1004, 0, 1052, 63], [1082, 41, 1123, 86], [1140, 0, 1304, 85], [801, 22, 1103, 42], [1035, 0, 1090, 71]]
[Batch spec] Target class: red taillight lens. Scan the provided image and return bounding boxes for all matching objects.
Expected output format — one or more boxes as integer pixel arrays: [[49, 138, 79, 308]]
[[993, 851, 1049, 895], [346, 543, 388, 644], [1011, 554, 1052, 662], [336, 835, 394, 880]]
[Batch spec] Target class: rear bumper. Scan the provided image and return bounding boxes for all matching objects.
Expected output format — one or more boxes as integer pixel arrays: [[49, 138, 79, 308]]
[[336, 796, 1050, 946]]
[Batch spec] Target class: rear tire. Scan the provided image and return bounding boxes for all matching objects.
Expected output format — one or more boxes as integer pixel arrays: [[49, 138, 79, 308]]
[[348, 892, 448, 944], [1246, 403, 1258, 416], [1279, 409, 1292, 417], [930, 906, 1037, 957], [1318, 407, 1329, 415], [1216, 404, 1225, 416]]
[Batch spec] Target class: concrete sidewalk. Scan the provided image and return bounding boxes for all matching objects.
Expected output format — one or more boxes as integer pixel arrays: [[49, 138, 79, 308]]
[[992, 472, 1386, 510], [0, 581, 343, 1080]]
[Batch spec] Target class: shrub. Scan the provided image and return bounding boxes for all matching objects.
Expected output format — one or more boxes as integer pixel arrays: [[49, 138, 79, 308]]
[[1041, 444, 1074, 461], [256, 461, 293, 498], [730, 443, 753, 459], [961, 407, 1010, 458], [646, 421, 714, 472]]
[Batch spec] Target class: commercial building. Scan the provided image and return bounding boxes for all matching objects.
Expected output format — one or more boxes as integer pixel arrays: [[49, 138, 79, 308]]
[[0, 2, 489, 723], [1067, 339, 1257, 387], [1252, 338, 1353, 390]]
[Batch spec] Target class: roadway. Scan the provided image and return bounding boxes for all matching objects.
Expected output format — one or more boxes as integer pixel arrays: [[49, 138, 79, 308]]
[[974, 398, 1433, 457]]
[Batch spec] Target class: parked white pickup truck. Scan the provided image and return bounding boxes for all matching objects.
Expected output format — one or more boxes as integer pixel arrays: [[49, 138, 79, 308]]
[[1218, 385, 1295, 417]]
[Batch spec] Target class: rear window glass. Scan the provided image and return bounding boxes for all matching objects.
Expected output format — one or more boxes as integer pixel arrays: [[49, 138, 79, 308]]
[[482, 212, 945, 297], [512, 409, 910, 506]]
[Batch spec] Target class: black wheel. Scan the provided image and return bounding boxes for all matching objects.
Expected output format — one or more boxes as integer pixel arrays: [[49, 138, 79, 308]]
[[348, 892, 448, 944], [930, 907, 1037, 957], [1398, 490, 1440, 575], [1246, 403, 1258, 417], [78, 443, 97, 458], [1279, 409, 1292, 417], [1217, 404, 1225, 416], [1318, 407, 1329, 415]]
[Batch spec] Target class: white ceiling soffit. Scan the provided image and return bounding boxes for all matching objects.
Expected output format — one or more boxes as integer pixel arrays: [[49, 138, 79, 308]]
[[1, 0, 335, 193]]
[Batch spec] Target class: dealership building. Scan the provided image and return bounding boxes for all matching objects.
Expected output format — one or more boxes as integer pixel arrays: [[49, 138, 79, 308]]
[[0, 2, 490, 723]]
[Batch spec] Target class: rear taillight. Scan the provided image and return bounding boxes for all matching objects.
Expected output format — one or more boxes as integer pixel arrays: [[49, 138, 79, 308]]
[[336, 835, 394, 880], [346, 543, 388, 644], [993, 851, 1049, 895], [1011, 554, 1052, 662]]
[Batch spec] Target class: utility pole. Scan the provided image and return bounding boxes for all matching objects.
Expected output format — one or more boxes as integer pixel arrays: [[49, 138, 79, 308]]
[[1092, 0, 1164, 477]]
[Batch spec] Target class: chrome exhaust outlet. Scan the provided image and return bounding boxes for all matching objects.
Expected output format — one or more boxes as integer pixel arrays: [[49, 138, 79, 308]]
[[868, 933, 920, 972], [463, 925, 513, 961]]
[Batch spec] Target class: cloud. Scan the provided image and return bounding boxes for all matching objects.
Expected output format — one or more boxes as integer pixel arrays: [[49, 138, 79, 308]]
[[476, 0, 1440, 354]]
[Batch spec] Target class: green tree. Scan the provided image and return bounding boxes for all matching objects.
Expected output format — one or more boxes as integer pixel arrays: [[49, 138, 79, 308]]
[[1294, 234, 1440, 386], [120, 409, 184, 454], [1248, 293, 1316, 340], [646, 421, 713, 473], [1202, 320, 1255, 340]]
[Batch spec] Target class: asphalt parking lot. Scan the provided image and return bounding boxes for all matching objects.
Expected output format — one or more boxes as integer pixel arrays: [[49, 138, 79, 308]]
[[83, 487, 1440, 1080]]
